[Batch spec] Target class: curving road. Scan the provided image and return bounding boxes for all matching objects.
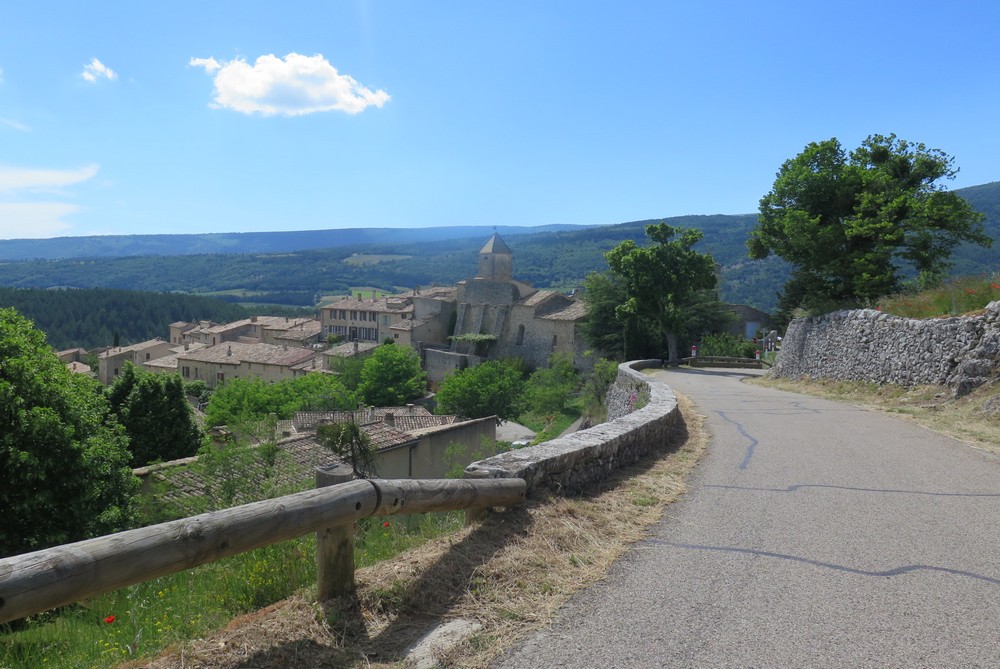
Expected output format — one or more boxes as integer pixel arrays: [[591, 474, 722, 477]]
[[494, 367, 1000, 668]]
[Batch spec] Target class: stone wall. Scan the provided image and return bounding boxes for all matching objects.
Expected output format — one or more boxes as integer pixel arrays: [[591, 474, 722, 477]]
[[772, 302, 1000, 396], [464, 360, 678, 494]]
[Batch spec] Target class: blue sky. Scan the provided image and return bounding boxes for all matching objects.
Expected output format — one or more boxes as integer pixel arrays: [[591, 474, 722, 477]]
[[1, 1, 997, 240]]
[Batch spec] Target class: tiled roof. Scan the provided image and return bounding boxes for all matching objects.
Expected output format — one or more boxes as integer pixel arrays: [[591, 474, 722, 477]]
[[323, 341, 380, 358], [66, 361, 92, 374], [176, 341, 317, 367], [294, 406, 432, 430], [143, 354, 180, 370], [273, 320, 323, 340], [98, 339, 167, 358], [389, 318, 427, 331], [540, 300, 588, 321], [479, 233, 512, 254], [519, 289, 560, 307], [324, 296, 415, 314], [389, 414, 458, 431]]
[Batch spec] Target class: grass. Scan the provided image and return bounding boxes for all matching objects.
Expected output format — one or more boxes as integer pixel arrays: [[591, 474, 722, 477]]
[[342, 255, 412, 266], [877, 274, 1000, 319], [0, 513, 465, 669]]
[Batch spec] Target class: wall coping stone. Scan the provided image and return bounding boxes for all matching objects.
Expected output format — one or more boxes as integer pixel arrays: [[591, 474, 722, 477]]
[[464, 359, 679, 494]]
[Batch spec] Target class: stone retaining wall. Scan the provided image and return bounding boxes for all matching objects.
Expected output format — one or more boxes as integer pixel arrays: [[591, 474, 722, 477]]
[[464, 360, 679, 494], [772, 301, 1000, 396]]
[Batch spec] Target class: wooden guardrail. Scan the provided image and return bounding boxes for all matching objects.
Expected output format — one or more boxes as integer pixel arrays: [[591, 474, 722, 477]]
[[0, 475, 525, 625]]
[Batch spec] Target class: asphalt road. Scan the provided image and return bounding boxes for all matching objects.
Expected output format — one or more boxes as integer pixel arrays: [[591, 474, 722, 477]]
[[494, 367, 1000, 668]]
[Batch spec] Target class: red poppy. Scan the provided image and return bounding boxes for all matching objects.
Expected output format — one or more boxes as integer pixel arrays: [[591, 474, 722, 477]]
[[383, 521, 390, 527], [104, 615, 116, 624]]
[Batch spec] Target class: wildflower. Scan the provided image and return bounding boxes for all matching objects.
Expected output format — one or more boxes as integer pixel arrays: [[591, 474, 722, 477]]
[[104, 615, 116, 624], [383, 521, 390, 528], [966, 288, 976, 295], [992, 283, 1000, 290]]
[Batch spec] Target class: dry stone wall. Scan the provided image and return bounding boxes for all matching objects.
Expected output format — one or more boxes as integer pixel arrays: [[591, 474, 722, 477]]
[[464, 360, 678, 494], [772, 301, 1000, 396]]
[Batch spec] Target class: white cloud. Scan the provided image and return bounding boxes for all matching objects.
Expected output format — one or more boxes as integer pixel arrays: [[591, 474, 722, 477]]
[[81, 58, 117, 83], [0, 164, 99, 193], [188, 57, 221, 73], [0, 203, 78, 239], [191, 53, 390, 116]]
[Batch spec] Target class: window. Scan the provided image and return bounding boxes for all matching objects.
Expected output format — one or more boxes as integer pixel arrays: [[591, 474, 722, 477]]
[[217, 372, 225, 384], [516, 325, 525, 345], [182, 366, 190, 378], [551, 335, 558, 347], [350, 311, 357, 320], [194, 368, 200, 379], [145, 352, 151, 360]]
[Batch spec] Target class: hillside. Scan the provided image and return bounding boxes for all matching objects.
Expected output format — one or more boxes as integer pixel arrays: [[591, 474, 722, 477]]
[[0, 182, 996, 315], [0, 224, 586, 261]]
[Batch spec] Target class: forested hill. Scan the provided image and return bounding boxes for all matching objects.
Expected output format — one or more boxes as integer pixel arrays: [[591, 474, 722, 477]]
[[0, 224, 586, 261], [0, 182, 995, 318], [0, 288, 297, 351]]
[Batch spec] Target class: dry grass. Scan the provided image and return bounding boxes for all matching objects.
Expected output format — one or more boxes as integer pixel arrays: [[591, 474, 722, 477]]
[[125, 394, 708, 669], [751, 376, 1000, 457]]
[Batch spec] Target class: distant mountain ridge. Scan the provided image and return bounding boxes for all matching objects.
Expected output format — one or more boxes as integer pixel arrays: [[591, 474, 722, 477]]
[[0, 182, 995, 314], [0, 224, 588, 261]]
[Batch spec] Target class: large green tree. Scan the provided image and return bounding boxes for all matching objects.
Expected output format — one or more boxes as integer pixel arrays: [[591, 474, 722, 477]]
[[106, 364, 203, 467], [435, 360, 526, 424], [0, 308, 137, 556], [748, 134, 990, 311], [603, 223, 717, 360], [358, 343, 426, 407], [204, 374, 354, 430]]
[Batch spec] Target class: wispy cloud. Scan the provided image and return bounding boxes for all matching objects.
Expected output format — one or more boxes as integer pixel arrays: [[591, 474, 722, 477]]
[[0, 165, 99, 239], [189, 52, 390, 116], [0, 164, 99, 193], [81, 58, 117, 83], [0, 203, 78, 239], [0, 118, 31, 132]]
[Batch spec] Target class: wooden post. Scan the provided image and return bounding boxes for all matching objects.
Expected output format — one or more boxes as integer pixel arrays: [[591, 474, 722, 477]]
[[315, 463, 356, 600], [462, 466, 494, 526]]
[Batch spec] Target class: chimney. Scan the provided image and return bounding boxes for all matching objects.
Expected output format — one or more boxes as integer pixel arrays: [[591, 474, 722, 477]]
[[353, 340, 358, 354], [184, 343, 189, 351], [227, 345, 232, 356], [384, 412, 395, 428], [406, 403, 415, 415], [251, 315, 257, 322]]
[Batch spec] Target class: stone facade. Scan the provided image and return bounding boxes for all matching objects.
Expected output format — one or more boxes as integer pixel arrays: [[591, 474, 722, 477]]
[[771, 302, 1000, 396], [464, 360, 678, 494], [448, 234, 591, 374]]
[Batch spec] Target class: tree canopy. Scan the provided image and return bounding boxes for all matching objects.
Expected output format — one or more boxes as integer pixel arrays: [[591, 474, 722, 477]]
[[748, 134, 990, 312], [434, 360, 526, 424], [106, 363, 203, 467], [357, 343, 426, 407], [600, 223, 718, 360], [0, 307, 137, 557]]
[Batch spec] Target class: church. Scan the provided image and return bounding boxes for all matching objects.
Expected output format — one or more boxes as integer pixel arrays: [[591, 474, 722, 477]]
[[423, 233, 591, 381]]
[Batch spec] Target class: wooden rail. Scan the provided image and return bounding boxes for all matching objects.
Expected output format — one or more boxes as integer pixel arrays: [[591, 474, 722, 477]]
[[0, 476, 525, 624]]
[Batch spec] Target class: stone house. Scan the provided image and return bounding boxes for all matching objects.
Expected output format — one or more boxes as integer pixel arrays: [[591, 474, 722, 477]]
[[98, 338, 175, 384], [319, 288, 456, 348], [173, 341, 321, 388]]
